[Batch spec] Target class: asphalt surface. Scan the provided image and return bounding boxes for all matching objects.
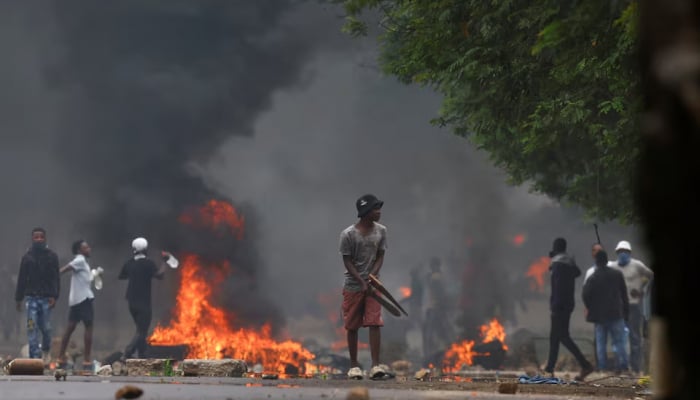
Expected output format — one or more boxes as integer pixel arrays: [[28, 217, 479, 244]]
[[0, 376, 633, 400]]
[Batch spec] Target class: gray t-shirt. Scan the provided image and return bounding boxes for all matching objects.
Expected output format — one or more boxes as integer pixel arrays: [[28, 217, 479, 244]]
[[339, 222, 387, 291]]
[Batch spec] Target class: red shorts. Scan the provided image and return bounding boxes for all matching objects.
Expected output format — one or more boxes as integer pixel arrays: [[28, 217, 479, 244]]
[[342, 289, 383, 330]]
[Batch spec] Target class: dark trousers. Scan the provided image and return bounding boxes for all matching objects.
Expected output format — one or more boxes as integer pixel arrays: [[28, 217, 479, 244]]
[[124, 305, 152, 359], [627, 304, 643, 373], [545, 312, 591, 372]]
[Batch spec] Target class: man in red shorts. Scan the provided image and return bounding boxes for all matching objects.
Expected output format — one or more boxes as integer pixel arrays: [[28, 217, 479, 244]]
[[339, 194, 388, 380]]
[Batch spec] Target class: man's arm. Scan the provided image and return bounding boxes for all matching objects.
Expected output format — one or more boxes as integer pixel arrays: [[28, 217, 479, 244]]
[[369, 227, 387, 276], [59, 265, 73, 274], [572, 262, 582, 278], [550, 264, 560, 310], [582, 277, 592, 309], [369, 250, 385, 276], [637, 260, 654, 280], [343, 255, 368, 292], [49, 253, 60, 307], [154, 259, 166, 280]]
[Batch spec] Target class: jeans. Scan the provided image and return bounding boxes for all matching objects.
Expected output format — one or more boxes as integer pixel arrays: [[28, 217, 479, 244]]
[[545, 312, 592, 372], [26, 297, 52, 359], [124, 305, 152, 359], [627, 304, 643, 372], [594, 319, 629, 371]]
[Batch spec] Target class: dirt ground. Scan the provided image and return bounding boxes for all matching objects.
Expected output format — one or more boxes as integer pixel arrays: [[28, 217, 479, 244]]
[[305, 372, 652, 399]]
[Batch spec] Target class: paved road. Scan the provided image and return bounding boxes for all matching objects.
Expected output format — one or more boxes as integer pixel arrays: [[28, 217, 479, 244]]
[[0, 376, 630, 400]]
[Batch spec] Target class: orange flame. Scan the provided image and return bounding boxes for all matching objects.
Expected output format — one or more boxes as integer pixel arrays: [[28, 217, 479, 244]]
[[442, 318, 508, 372], [150, 254, 314, 374], [303, 362, 340, 375], [178, 199, 245, 239], [526, 256, 550, 293], [443, 340, 477, 372], [480, 318, 508, 350], [399, 286, 411, 298]]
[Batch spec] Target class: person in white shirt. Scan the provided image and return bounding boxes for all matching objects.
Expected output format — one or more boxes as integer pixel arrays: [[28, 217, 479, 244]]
[[56, 240, 97, 372], [613, 240, 653, 374]]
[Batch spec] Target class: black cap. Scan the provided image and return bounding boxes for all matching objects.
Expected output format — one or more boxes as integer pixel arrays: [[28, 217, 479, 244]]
[[549, 237, 567, 257], [356, 194, 384, 218]]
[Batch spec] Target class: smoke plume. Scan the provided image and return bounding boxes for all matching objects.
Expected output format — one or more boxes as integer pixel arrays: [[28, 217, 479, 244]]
[[0, 0, 346, 342]]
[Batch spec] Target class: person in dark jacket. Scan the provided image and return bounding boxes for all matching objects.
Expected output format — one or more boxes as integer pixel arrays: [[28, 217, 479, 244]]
[[14, 227, 60, 361], [118, 237, 166, 359], [543, 237, 594, 380], [583, 250, 630, 373]]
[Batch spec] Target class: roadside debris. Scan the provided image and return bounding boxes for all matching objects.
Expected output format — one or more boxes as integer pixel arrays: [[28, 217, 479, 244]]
[[414, 368, 431, 381], [518, 374, 563, 384], [54, 369, 67, 381], [7, 358, 44, 375], [114, 385, 143, 399], [96, 364, 113, 376]]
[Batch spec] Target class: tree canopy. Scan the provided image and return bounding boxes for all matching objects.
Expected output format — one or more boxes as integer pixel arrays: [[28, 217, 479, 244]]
[[335, 0, 640, 223]]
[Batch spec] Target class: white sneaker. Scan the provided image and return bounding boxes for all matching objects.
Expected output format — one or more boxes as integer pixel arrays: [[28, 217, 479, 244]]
[[370, 365, 387, 380], [347, 366, 363, 380]]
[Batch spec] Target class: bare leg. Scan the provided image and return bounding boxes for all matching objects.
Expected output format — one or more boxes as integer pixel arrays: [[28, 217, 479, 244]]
[[369, 326, 381, 367], [83, 323, 93, 363], [58, 321, 78, 364], [347, 329, 359, 368]]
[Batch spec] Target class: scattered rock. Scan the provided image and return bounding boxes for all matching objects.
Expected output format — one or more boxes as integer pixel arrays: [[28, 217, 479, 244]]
[[54, 369, 67, 381], [125, 359, 170, 376], [96, 365, 113, 376], [346, 386, 369, 400], [414, 368, 431, 380], [390, 360, 411, 376], [181, 359, 247, 377], [111, 361, 125, 376], [497, 382, 518, 394], [114, 385, 143, 399]]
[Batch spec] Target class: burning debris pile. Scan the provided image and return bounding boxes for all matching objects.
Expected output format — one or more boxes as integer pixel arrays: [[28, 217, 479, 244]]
[[442, 318, 509, 372], [148, 200, 316, 375]]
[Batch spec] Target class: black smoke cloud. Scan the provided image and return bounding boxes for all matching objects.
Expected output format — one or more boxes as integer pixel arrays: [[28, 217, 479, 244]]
[[49, 1, 329, 239], [0, 0, 345, 339]]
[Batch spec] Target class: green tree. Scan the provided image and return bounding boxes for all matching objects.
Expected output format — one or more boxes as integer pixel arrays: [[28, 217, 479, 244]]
[[336, 0, 640, 222]]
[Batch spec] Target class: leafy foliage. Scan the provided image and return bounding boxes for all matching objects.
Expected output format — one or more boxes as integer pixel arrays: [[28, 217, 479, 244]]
[[335, 0, 640, 222]]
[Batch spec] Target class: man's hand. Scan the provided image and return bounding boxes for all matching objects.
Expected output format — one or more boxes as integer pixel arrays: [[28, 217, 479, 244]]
[[48, 298, 56, 308], [16, 301, 22, 312], [360, 280, 369, 293]]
